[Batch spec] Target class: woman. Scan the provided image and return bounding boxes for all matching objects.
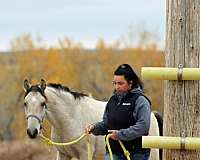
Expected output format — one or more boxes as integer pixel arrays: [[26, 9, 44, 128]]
[[85, 64, 151, 160]]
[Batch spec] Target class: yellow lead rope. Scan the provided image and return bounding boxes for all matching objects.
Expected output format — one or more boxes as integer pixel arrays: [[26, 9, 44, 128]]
[[40, 133, 92, 160], [118, 140, 131, 160], [40, 133, 130, 160], [40, 133, 87, 146], [106, 135, 131, 160]]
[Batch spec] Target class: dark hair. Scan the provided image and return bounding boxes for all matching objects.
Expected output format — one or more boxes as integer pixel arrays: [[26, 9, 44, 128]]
[[114, 64, 143, 89]]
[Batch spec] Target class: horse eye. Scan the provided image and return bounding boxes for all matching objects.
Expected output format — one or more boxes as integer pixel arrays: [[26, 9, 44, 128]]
[[24, 102, 27, 106], [41, 102, 46, 107]]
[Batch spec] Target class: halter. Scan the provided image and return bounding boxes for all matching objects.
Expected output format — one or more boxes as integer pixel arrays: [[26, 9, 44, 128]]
[[26, 114, 43, 124], [26, 104, 47, 127]]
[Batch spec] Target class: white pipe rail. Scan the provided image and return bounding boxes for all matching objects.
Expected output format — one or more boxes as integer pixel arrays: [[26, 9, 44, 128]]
[[142, 136, 200, 150], [141, 67, 200, 80]]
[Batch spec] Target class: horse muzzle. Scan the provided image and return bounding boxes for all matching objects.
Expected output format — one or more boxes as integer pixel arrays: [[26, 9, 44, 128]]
[[27, 128, 39, 138], [26, 114, 43, 138]]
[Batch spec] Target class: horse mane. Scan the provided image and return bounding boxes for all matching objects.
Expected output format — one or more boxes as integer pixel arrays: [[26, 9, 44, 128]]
[[47, 83, 88, 99]]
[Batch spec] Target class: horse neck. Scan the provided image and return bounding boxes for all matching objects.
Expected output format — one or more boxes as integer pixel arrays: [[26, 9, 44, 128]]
[[44, 87, 79, 129]]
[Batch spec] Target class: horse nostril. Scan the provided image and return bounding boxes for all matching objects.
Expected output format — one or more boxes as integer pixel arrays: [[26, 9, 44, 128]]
[[27, 128, 38, 139]]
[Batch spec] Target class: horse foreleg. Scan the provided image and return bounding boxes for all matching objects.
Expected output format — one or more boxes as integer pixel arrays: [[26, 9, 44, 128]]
[[56, 151, 71, 160], [78, 145, 95, 160]]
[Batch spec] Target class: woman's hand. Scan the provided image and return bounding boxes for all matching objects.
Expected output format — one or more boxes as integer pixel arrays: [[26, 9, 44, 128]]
[[108, 130, 119, 140], [85, 124, 94, 134]]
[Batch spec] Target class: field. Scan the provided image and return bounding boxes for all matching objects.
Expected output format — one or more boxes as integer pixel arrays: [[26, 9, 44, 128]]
[[0, 139, 56, 160]]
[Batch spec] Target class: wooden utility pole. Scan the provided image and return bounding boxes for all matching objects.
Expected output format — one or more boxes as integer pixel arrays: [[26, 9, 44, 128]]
[[164, 0, 200, 159]]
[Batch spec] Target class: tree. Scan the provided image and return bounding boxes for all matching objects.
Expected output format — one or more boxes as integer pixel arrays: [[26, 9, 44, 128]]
[[10, 33, 35, 52]]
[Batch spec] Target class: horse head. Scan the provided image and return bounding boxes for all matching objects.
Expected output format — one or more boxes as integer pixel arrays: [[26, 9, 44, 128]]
[[23, 79, 47, 138]]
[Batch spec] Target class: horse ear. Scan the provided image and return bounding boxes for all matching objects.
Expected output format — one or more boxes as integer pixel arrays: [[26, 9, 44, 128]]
[[24, 79, 30, 91], [40, 79, 46, 91]]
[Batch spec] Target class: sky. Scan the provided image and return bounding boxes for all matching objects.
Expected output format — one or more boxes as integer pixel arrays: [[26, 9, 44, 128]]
[[0, 0, 166, 51]]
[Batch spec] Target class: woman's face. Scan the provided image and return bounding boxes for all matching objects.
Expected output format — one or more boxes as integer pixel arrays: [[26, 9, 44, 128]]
[[112, 75, 132, 93]]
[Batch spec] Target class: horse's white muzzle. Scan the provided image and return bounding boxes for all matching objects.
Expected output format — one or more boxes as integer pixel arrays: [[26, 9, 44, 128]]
[[27, 117, 41, 138]]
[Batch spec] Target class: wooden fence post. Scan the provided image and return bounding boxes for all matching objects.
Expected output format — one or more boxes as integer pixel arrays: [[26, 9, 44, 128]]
[[164, 0, 200, 159]]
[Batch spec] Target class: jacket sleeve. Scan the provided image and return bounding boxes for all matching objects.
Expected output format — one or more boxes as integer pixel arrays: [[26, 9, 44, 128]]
[[117, 96, 151, 141], [92, 106, 109, 135]]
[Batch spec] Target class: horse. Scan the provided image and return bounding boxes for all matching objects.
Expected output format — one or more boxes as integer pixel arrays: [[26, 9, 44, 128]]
[[23, 79, 162, 160]]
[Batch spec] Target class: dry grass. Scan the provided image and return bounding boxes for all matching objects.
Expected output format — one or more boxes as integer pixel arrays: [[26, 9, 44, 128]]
[[0, 139, 56, 160], [0, 139, 105, 160]]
